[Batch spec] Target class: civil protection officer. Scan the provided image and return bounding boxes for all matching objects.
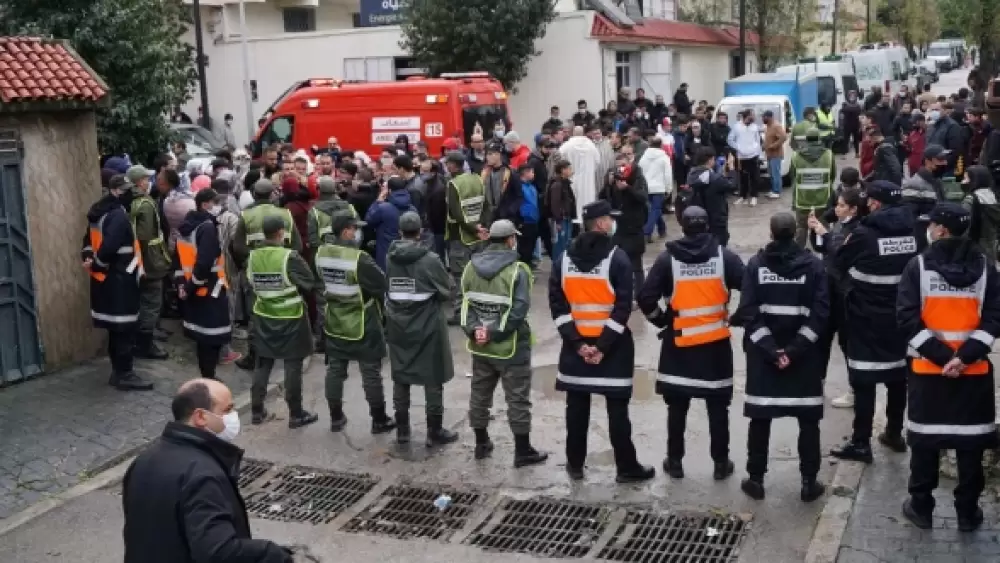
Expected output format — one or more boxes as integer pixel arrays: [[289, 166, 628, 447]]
[[233, 179, 302, 370], [444, 151, 489, 325], [637, 206, 745, 480], [384, 212, 458, 447], [174, 189, 232, 379], [461, 219, 548, 467], [246, 215, 318, 429], [897, 202, 1000, 532], [832, 181, 917, 463], [549, 200, 654, 483], [790, 106, 818, 151], [733, 212, 829, 502], [790, 128, 836, 247], [317, 210, 396, 434], [82, 174, 152, 391], [126, 165, 171, 360], [308, 176, 356, 250]]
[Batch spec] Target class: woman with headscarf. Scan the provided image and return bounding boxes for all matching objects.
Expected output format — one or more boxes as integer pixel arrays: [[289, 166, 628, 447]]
[[961, 164, 1000, 263]]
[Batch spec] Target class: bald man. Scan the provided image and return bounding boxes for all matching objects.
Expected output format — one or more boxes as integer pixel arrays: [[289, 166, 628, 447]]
[[123, 378, 292, 563]]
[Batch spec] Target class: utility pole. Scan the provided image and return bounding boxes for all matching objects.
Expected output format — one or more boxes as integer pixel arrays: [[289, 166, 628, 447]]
[[239, 0, 255, 146], [865, 0, 872, 43], [739, 0, 747, 76], [831, 0, 839, 55], [192, 0, 211, 132]]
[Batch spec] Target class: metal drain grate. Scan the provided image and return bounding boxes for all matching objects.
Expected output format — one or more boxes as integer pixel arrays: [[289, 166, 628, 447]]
[[465, 498, 611, 558], [244, 466, 379, 525], [238, 458, 273, 490], [597, 509, 750, 563], [341, 484, 486, 541]]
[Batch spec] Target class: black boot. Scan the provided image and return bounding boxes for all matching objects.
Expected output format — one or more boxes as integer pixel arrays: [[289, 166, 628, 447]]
[[153, 327, 171, 342], [396, 411, 411, 444], [134, 333, 169, 360], [474, 428, 494, 459], [958, 506, 984, 532], [513, 434, 548, 468], [877, 431, 907, 453], [566, 464, 585, 481], [425, 414, 459, 446], [329, 402, 347, 432], [289, 408, 319, 429], [830, 439, 874, 464], [800, 477, 826, 502], [616, 464, 655, 484], [662, 458, 684, 479], [109, 371, 154, 391], [713, 460, 735, 481], [251, 406, 269, 425], [902, 498, 933, 530], [741, 476, 765, 500], [370, 404, 397, 435], [235, 347, 256, 370]]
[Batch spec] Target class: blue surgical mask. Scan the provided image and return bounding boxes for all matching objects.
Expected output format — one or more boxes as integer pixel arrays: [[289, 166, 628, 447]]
[[929, 110, 941, 122]]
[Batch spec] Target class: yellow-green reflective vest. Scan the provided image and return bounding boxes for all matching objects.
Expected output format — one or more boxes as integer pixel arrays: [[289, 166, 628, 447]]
[[311, 205, 357, 244], [315, 244, 367, 340], [815, 110, 834, 136], [792, 150, 834, 210], [243, 204, 293, 249], [247, 247, 304, 319], [460, 260, 529, 359], [447, 173, 485, 246], [129, 196, 170, 262]]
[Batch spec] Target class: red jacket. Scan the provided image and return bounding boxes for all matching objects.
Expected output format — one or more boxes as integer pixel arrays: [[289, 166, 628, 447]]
[[904, 129, 927, 174], [859, 137, 875, 178], [510, 144, 531, 169]]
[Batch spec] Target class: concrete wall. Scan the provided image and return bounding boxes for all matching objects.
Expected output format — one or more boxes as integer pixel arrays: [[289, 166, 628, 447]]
[[0, 112, 104, 371], [677, 46, 736, 106]]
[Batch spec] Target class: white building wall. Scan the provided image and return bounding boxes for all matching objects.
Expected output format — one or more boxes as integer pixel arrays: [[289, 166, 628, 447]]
[[677, 47, 733, 106]]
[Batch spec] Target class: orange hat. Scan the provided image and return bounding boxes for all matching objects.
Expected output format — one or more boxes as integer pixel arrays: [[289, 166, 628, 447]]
[[442, 138, 460, 150]]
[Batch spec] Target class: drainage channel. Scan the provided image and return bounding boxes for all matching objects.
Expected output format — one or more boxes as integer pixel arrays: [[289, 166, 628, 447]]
[[342, 484, 486, 541], [243, 464, 380, 525], [597, 509, 750, 563]]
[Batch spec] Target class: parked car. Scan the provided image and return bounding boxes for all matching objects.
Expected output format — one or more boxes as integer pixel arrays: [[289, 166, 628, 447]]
[[169, 123, 224, 154], [919, 59, 940, 83]]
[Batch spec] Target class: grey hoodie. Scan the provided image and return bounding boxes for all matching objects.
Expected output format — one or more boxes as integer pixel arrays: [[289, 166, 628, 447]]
[[463, 244, 532, 365]]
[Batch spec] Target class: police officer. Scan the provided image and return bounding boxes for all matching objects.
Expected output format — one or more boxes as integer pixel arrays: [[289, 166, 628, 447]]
[[832, 181, 917, 463], [549, 200, 654, 483], [308, 176, 356, 250], [790, 107, 818, 151], [815, 103, 836, 145], [733, 212, 829, 502], [790, 128, 836, 247], [638, 206, 745, 480], [318, 211, 395, 434], [233, 179, 303, 370], [126, 165, 170, 360], [385, 212, 458, 447], [444, 151, 489, 325], [462, 219, 547, 467], [902, 144, 948, 253], [897, 202, 1000, 532], [82, 174, 152, 391], [174, 189, 232, 379], [246, 215, 318, 429]]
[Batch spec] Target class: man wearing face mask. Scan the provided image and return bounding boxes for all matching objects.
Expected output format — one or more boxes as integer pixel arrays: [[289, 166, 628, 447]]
[[125, 165, 172, 361], [122, 378, 294, 563], [902, 144, 949, 253], [83, 174, 152, 391], [174, 189, 233, 379], [927, 103, 966, 177], [465, 133, 487, 175]]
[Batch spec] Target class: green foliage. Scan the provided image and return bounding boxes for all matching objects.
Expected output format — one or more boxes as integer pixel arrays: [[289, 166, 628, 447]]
[[935, 0, 1000, 75], [400, 0, 557, 93], [0, 0, 196, 158]]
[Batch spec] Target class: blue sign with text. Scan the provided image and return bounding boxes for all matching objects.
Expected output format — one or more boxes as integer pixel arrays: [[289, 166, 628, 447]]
[[359, 0, 410, 27]]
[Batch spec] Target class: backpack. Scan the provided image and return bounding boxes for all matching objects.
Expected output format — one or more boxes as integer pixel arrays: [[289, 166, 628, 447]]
[[520, 182, 540, 224]]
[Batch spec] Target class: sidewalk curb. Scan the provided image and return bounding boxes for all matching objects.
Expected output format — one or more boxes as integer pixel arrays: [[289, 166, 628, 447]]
[[803, 460, 866, 563], [0, 381, 278, 538]]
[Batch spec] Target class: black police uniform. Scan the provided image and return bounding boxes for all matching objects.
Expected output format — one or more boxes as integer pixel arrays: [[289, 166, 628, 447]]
[[897, 203, 1000, 532], [733, 213, 829, 501], [832, 181, 917, 462], [637, 207, 745, 479]]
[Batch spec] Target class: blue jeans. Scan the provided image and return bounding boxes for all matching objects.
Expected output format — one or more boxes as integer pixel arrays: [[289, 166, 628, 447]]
[[768, 157, 782, 194], [552, 218, 572, 261], [644, 193, 667, 237]]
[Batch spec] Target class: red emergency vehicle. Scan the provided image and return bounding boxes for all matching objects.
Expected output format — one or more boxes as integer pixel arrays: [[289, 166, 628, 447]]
[[252, 72, 511, 157]]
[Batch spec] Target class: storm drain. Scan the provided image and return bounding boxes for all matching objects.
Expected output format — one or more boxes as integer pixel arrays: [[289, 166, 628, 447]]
[[238, 458, 273, 490], [465, 498, 612, 558], [244, 466, 379, 525], [597, 509, 750, 563], [341, 484, 486, 541]]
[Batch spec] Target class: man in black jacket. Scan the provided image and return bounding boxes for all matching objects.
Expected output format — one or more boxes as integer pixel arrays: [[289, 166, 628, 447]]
[[866, 126, 903, 185], [709, 112, 732, 164], [870, 97, 897, 144], [927, 104, 968, 176], [600, 158, 650, 298], [528, 138, 556, 257], [123, 379, 292, 563], [687, 147, 733, 246], [840, 91, 864, 157]]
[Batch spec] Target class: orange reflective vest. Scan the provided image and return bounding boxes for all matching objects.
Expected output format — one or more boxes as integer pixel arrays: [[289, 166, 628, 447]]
[[669, 248, 730, 347], [560, 247, 620, 338], [176, 223, 227, 298], [910, 256, 990, 375], [86, 214, 142, 282]]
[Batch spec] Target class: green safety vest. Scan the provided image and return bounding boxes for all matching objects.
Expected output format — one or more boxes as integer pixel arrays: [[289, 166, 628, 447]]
[[792, 150, 834, 210], [460, 259, 530, 359], [243, 204, 293, 249], [815, 110, 834, 136], [790, 121, 813, 149], [311, 205, 357, 244], [315, 243, 368, 340], [129, 196, 170, 262], [246, 246, 304, 319], [447, 173, 485, 246]]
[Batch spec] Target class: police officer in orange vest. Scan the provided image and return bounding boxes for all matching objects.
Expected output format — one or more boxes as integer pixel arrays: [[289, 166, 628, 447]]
[[637, 206, 745, 481], [733, 212, 829, 502], [897, 202, 1000, 532], [81, 174, 152, 391], [548, 200, 654, 483], [173, 189, 232, 380]]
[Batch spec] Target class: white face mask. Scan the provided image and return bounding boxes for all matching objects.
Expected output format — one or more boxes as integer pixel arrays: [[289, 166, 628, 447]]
[[208, 204, 222, 216], [353, 228, 363, 243], [926, 228, 935, 246], [210, 411, 241, 442], [609, 220, 617, 237]]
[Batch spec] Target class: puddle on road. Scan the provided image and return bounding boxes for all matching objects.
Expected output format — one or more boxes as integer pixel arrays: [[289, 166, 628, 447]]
[[531, 364, 657, 402]]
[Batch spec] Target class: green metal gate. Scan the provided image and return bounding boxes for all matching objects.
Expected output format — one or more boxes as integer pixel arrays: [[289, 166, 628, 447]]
[[0, 129, 43, 384]]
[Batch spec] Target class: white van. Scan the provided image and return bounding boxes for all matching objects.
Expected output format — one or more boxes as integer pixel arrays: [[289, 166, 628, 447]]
[[852, 43, 916, 94], [775, 56, 859, 119], [715, 94, 796, 182]]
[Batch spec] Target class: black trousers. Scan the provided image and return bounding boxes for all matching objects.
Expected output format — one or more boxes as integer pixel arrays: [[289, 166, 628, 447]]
[[196, 342, 223, 379], [108, 330, 136, 373], [538, 215, 553, 258], [565, 391, 640, 472], [626, 251, 644, 299], [844, 126, 861, 155], [747, 417, 821, 480], [852, 380, 907, 442], [516, 222, 539, 266], [909, 447, 985, 515], [738, 156, 761, 198], [666, 396, 730, 462]]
